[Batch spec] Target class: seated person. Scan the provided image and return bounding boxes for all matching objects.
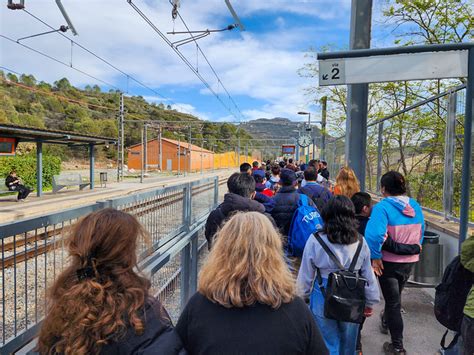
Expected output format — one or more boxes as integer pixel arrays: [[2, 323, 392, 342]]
[[5, 170, 32, 201]]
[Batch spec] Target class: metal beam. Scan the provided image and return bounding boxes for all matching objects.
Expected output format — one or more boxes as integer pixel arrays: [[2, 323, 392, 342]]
[[318, 42, 474, 60], [36, 141, 42, 197], [459, 48, 474, 248], [89, 143, 95, 189], [345, 0, 372, 191]]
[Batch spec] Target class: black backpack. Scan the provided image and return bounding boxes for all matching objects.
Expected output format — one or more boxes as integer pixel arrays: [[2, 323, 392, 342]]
[[313, 233, 367, 324], [434, 255, 473, 349]]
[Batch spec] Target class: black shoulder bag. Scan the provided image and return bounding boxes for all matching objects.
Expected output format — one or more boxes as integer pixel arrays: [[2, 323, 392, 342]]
[[313, 232, 367, 324]]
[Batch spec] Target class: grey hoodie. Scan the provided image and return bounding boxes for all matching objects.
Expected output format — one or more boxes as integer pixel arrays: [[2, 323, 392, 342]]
[[296, 233, 380, 307]]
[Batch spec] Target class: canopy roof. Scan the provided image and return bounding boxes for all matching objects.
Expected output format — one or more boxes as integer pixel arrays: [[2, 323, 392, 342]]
[[0, 123, 116, 146]]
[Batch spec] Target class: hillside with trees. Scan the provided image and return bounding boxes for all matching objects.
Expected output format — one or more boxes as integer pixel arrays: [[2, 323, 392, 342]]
[[0, 71, 254, 161]]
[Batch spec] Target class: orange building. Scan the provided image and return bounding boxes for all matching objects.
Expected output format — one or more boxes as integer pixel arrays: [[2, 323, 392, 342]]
[[127, 138, 214, 172]]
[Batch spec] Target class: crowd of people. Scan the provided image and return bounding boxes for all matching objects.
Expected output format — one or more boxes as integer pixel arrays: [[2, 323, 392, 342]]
[[32, 158, 473, 355]]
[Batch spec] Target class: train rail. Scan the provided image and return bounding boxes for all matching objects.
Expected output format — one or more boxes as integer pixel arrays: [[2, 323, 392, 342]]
[[1, 178, 227, 269]]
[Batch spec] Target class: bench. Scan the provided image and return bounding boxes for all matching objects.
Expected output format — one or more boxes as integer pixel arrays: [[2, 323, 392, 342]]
[[0, 178, 12, 195], [53, 174, 90, 193]]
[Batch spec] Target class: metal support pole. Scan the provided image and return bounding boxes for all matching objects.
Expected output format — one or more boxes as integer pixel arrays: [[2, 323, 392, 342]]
[[36, 140, 42, 197], [295, 137, 300, 162], [376, 122, 383, 192], [346, 0, 372, 191], [200, 140, 204, 174], [321, 96, 327, 160], [180, 243, 191, 311], [214, 176, 219, 206], [188, 126, 192, 174], [89, 143, 95, 189], [443, 93, 456, 219], [178, 139, 181, 176], [117, 92, 124, 182], [144, 124, 148, 174], [312, 138, 316, 160], [159, 126, 163, 172], [190, 232, 199, 295], [237, 124, 241, 167], [140, 127, 144, 183], [459, 48, 474, 248]]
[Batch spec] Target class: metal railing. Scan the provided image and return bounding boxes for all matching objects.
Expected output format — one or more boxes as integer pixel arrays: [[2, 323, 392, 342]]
[[0, 176, 227, 354]]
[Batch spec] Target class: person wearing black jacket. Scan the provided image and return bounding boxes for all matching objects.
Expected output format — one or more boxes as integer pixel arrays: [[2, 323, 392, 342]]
[[271, 169, 316, 247], [319, 161, 330, 180], [205, 173, 267, 250], [5, 171, 32, 201]]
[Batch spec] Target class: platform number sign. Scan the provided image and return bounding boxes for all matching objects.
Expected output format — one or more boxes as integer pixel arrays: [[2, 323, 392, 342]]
[[319, 59, 345, 86]]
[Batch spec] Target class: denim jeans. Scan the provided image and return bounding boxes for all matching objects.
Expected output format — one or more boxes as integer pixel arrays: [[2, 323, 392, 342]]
[[310, 278, 359, 355], [378, 261, 414, 349]]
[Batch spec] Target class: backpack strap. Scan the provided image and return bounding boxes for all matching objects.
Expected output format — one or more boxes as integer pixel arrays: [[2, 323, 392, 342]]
[[348, 236, 364, 273], [440, 329, 460, 350], [299, 193, 309, 207], [313, 232, 346, 270]]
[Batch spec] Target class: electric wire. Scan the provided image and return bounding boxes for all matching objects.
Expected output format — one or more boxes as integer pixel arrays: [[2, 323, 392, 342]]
[[21, 9, 189, 114], [0, 34, 120, 90], [170, 1, 245, 121], [127, 0, 243, 122]]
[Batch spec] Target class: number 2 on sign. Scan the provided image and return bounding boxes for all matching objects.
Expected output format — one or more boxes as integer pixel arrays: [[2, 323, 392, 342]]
[[331, 68, 340, 79]]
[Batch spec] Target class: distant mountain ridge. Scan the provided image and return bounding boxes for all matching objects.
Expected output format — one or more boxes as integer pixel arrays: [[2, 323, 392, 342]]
[[241, 117, 322, 141]]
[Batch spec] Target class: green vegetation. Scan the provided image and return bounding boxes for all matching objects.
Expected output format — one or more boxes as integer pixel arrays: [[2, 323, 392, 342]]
[[0, 73, 254, 161], [0, 153, 61, 189], [301, 0, 473, 218]]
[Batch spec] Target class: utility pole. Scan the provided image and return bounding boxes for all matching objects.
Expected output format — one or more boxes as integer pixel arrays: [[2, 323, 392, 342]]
[[188, 126, 192, 174], [321, 96, 327, 160], [140, 125, 144, 183], [178, 138, 181, 176], [200, 139, 204, 174], [237, 123, 241, 167], [144, 124, 148, 175], [346, 0, 372, 190], [117, 92, 124, 182], [158, 125, 162, 172]]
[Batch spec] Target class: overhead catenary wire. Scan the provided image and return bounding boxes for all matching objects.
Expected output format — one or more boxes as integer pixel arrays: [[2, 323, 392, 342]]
[[170, 1, 245, 121], [0, 34, 120, 90], [127, 0, 244, 122], [20, 9, 191, 115]]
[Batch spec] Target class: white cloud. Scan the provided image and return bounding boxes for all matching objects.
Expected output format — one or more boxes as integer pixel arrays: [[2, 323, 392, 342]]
[[0, 0, 357, 123]]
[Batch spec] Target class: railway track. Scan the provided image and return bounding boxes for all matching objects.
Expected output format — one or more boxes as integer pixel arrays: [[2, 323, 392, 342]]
[[1, 178, 227, 269]]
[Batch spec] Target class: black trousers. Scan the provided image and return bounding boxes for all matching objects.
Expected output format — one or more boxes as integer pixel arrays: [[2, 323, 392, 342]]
[[9, 184, 31, 200], [378, 261, 415, 349], [462, 315, 474, 355]]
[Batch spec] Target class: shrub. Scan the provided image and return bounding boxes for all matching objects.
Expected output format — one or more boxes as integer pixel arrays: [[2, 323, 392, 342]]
[[0, 153, 61, 189]]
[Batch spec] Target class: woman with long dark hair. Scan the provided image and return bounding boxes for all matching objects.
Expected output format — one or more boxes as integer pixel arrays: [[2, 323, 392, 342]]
[[297, 196, 379, 355], [36, 208, 182, 355]]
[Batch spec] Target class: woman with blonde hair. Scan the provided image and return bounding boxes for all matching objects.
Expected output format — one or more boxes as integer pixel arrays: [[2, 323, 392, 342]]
[[36, 208, 182, 355], [334, 166, 360, 198], [176, 212, 328, 355]]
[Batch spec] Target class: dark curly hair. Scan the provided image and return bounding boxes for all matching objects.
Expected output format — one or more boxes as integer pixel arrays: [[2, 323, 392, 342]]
[[381, 171, 407, 196], [321, 196, 359, 245]]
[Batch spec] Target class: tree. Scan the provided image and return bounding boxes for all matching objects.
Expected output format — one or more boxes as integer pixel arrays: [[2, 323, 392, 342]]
[[20, 74, 37, 87], [54, 78, 72, 91]]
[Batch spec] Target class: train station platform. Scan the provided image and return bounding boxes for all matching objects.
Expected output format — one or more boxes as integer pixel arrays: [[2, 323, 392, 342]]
[[0, 169, 233, 223]]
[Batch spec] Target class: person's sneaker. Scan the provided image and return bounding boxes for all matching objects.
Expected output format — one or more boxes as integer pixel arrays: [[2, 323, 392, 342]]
[[380, 311, 389, 334], [383, 342, 406, 354]]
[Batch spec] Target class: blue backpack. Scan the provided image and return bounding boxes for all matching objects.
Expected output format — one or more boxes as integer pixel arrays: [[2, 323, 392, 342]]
[[288, 194, 324, 257]]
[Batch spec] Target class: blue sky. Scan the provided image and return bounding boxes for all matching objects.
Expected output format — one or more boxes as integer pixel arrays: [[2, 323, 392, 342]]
[[0, 1, 392, 124]]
